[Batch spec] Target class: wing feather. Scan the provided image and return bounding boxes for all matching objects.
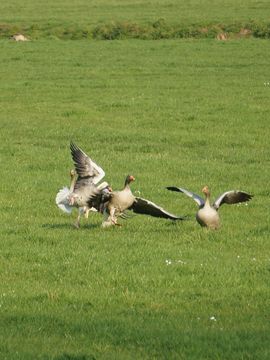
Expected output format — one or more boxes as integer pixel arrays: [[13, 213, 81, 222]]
[[70, 142, 105, 183], [130, 197, 186, 220], [166, 186, 204, 207], [87, 186, 112, 213], [214, 190, 253, 209]]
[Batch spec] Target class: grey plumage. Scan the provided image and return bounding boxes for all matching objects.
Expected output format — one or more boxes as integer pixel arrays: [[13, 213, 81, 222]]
[[167, 185, 253, 229], [56, 143, 109, 227]]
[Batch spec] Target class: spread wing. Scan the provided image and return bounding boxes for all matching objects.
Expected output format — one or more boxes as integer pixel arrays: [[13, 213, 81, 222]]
[[213, 190, 253, 209], [129, 197, 186, 220], [70, 142, 105, 184], [166, 186, 204, 207]]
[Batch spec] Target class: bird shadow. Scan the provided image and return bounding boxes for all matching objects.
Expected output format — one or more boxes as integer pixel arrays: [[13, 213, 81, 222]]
[[42, 223, 100, 230]]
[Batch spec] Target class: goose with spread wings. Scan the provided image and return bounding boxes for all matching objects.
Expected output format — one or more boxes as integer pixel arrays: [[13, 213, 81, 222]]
[[166, 185, 253, 229], [89, 175, 186, 227], [56, 142, 111, 227]]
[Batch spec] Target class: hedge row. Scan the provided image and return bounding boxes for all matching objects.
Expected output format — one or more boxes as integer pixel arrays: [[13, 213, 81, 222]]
[[1, 20, 270, 40]]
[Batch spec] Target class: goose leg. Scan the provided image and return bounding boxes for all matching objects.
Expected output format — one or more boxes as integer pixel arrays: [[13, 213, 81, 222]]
[[102, 209, 113, 228], [109, 207, 119, 226], [74, 208, 84, 228], [111, 212, 121, 226], [84, 207, 90, 219], [101, 207, 117, 228], [74, 214, 81, 229]]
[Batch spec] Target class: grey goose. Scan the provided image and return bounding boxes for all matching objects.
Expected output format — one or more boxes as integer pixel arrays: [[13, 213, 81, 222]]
[[167, 185, 253, 229]]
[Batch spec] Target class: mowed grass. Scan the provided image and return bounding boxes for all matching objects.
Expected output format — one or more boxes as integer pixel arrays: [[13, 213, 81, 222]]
[[2, 1, 270, 41], [0, 38, 269, 359], [1, 0, 270, 26]]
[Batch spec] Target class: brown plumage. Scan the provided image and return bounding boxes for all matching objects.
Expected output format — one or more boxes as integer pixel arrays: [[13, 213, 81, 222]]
[[90, 175, 186, 227]]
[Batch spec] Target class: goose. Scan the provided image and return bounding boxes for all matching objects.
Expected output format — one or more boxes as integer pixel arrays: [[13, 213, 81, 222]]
[[11, 34, 29, 41], [166, 185, 253, 229], [56, 142, 111, 227], [90, 175, 186, 227]]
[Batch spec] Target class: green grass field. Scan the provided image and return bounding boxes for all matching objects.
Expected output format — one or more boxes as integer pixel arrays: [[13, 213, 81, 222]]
[[1, 0, 270, 40], [1, 1, 270, 359], [1, 0, 270, 25]]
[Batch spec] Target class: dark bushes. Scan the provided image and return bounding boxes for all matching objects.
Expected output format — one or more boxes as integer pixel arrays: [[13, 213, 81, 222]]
[[1, 20, 270, 40]]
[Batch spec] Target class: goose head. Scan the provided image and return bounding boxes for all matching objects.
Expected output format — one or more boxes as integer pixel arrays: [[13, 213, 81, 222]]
[[202, 185, 210, 197], [69, 169, 77, 193], [68, 193, 79, 206], [70, 169, 76, 178], [103, 185, 113, 194], [125, 175, 135, 186]]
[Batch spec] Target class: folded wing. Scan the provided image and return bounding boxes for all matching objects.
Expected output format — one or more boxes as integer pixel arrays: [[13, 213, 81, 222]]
[[87, 186, 112, 213]]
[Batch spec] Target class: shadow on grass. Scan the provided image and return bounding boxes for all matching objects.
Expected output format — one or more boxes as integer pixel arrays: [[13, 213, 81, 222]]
[[54, 354, 96, 360], [42, 223, 100, 230], [164, 216, 192, 226]]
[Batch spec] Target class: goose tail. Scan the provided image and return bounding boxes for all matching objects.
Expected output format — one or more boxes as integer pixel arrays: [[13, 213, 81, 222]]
[[55, 186, 73, 214]]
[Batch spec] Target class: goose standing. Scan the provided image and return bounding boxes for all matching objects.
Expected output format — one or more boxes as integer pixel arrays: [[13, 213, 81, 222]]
[[56, 142, 111, 227], [166, 185, 253, 229], [90, 175, 186, 227]]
